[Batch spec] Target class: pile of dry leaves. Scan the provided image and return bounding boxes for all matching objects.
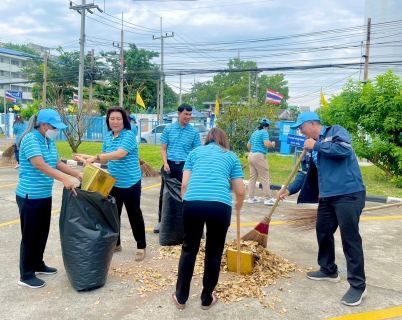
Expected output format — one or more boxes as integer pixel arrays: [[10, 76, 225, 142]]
[[109, 240, 297, 306]]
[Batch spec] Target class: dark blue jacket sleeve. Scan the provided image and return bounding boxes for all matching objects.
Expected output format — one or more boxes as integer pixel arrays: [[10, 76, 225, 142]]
[[313, 125, 352, 158]]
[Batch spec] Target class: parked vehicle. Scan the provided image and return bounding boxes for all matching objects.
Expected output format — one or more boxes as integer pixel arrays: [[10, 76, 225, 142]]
[[140, 123, 208, 145]]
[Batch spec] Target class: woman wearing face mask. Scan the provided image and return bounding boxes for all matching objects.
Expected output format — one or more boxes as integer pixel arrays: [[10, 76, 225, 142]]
[[15, 109, 82, 289]]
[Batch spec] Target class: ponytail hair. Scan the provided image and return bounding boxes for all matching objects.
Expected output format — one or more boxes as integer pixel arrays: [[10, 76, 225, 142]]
[[17, 114, 41, 148]]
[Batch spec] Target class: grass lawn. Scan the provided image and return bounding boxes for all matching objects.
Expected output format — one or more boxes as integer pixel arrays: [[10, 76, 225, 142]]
[[33, 141, 402, 198]]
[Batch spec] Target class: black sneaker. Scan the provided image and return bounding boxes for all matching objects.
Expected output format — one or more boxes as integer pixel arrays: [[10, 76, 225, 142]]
[[306, 270, 340, 282], [18, 277, 46, 289], [35, 265, 57, 275], [153, 223, 160, 234], [341, 287, 367, 306]]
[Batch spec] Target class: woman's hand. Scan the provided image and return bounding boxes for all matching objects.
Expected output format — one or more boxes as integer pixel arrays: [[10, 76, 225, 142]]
[[62, 177, 77, 196], [75, 172, 83, 182], [84, 156, 97, 167]]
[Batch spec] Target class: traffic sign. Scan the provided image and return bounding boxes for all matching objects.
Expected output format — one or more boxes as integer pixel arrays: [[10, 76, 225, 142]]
[[287, 134, 306, 147], [6, 90, 23, 100]]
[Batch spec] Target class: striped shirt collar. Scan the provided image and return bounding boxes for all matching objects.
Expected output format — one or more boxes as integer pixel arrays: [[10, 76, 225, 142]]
[[33, 128, 45, 142]]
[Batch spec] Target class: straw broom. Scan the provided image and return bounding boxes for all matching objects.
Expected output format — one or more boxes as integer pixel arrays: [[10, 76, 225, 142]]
[[139, 158, 160, 177], [1, 144, 16, 164], [241, 149, 307, 247], [288, 201, 402, 231]]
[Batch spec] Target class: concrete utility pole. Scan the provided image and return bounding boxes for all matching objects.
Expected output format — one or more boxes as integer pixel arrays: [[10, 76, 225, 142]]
[[69, 1, 103, 115], [42, 49, 48, 110], [179, 72, 182, 105], [89, 49, 94, 105], [119, 13, 124, 108], [153, 17, 173, 121], [363, 18, 371, 82], [248, 71, 251, 107]]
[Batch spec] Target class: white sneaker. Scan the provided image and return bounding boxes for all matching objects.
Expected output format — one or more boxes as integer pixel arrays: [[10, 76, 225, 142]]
[[248, 197, 261, 204], [15, 164, 20, 169], [264, 198, 276, 206]]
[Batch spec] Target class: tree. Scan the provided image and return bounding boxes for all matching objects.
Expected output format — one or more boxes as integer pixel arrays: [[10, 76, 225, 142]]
[[2, 43, 39, 56], [317, 70, 402, 187]]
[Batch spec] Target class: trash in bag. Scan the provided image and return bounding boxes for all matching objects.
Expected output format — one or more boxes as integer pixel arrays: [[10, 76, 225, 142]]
[[159, 171, 184, 246], [59, 187, 119, 291]]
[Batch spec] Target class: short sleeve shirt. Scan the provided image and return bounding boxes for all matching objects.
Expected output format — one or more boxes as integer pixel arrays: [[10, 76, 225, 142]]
[[160, 122, 201, 161], [102, 129, 141, 188], [16, 130, 59, 199], [130, 123, 138, 136], [248, 129, 270, 154], [183, 143, 244, 207], [13, 122, 28, 144]]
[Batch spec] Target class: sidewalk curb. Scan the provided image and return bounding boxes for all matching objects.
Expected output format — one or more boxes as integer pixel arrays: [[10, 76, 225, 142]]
[[243, 180, 401, 204]]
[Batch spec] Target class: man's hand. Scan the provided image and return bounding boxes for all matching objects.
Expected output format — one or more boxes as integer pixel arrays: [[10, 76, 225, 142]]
[[277, 188, 290, 201], [163, 163, 171, 173], [304, 138, 316, 150]]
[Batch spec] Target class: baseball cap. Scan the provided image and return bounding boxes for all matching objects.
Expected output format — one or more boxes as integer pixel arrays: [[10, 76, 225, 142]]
[[260, 118, 270, 125], [130, 115, 136, 121], [290, 111, 320, 129], [37, 109, 67, 129]]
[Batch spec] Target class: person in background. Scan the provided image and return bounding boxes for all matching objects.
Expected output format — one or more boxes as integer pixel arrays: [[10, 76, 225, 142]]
[[83, 106, 146, 261], [153, 103, 201, 233], [172, 128, 245, 310], [16, 109, 82, 289], [247, 118, 276, 206], [277, 111, 367, 306], [13, 115, 28, 169], [129, 115, 138, 137]]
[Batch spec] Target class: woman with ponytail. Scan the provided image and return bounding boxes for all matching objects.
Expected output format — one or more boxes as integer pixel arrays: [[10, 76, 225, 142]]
[[16, 109, 82, 289]]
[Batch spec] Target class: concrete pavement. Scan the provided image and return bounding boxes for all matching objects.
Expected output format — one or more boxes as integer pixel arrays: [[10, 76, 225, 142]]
[[0, 163, 402, 320]]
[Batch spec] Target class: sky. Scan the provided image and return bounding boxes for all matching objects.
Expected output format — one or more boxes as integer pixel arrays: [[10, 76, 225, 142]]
[[1, 0, 401, 109]]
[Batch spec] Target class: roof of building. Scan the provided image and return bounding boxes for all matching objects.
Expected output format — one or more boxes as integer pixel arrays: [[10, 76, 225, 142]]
[[0, 47, 40, 59]]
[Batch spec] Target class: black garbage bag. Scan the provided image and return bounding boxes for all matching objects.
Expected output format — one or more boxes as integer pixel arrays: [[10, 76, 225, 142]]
[[59, 188, 119, 291], [159, 172, 184, 246]]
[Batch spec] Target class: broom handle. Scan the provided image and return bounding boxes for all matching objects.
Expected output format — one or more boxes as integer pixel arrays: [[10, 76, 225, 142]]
[[236, 209, 241, 275], [362, 202, 402, 212], [265, 148, 307, 220]]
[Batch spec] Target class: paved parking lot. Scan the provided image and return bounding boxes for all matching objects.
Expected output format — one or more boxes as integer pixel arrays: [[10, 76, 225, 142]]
[[1, 162, 402, 320]]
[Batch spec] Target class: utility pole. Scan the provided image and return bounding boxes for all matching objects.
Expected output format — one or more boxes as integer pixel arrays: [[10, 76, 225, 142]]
[[120, 13, 124, 108], [42, 50, 48, 110], [255, 71, 259, 103], [248, 71, 251, 107], [363, 18, 371, 82], [89, 49, 94, 105], [70, 1, 103, 116], [156, 80, 160, 122], [179, 72, 182, 105], [153, 17, 173, 121]]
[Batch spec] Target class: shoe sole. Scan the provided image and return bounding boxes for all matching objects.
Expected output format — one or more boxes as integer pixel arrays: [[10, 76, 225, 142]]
[[35, 271, 57, 275], [341, 289, 367, 306], [18, 280, 46, 289], [306, 274, 341, 282]]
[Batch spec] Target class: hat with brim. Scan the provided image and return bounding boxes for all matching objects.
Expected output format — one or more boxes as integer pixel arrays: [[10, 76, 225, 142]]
[[37, 109, 67, 129], [290, 111, 320, 129], [260, 118, 270, 125], [130, 115, 137, 121]]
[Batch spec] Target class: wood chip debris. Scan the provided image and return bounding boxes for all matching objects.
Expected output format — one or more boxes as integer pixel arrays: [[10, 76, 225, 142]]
[[108, 239, 297, 307]]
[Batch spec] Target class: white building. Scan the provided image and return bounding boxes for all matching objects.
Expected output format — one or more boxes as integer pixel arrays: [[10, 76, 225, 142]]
[[0, 47, 35, 108]]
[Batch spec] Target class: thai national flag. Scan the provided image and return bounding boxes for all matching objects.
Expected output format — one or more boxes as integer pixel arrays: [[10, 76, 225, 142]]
[[73, 93, 86, 106], [266, 89, 284, 105], [6, 91, 17, 104]]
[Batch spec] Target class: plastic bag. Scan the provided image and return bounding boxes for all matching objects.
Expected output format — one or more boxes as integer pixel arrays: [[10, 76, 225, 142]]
[[59, 188, 119, 291], [159, 172, 184, 246]]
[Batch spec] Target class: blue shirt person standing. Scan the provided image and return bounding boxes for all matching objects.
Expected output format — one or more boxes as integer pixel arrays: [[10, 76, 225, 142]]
[[153, 103, 201, 233], [84, 106, 146, 261], [246, 118, 276, 206], [13, 115, 28, 168], [277, 111, 367, 306], [172, 128, 245, 310], [129, 115, 138, 137], [16, 109, 82, 289]]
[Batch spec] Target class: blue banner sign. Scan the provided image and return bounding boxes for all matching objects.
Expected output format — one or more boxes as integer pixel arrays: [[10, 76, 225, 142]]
[[287, 134, 306, 147], [6, 90, 23, 100]]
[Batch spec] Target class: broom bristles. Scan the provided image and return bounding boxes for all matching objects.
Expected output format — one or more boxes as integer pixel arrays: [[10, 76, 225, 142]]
[[287, 208, 317, 231], [241, 217, 271, 247], [2, 144, 14, 157], [139, 158, 160, 177]]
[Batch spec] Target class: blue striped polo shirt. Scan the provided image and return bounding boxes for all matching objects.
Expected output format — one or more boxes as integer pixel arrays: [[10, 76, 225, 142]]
[[102, 129, 141, 188], [160, 122, 201, 161], [249, 129, 270, 154], [183, 143, 244, 207], [13, 122, 28, 144], [16, 130, 59, 199], [130, 123, 138, 136]]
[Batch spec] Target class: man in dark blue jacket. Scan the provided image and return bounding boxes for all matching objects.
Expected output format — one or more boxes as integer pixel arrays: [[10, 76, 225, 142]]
[[277, 111, 367, 306]]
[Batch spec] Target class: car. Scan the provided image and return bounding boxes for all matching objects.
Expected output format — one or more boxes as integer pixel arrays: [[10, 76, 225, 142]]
[[140, 123, 208, 145]]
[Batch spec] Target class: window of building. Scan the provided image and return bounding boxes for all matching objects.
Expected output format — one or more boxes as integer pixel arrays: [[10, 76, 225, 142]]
[[11, 85, 20, 91], [11, 72, 20, 78], [0, 71, 3, 76], [11, 59, 20, 66], [0, 84, 4, 89], [22, 86, 31, 92], [0, 58, 3, 63]]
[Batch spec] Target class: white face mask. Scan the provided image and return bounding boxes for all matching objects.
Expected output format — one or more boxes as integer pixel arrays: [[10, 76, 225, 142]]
[[45, 126, 60, 139]]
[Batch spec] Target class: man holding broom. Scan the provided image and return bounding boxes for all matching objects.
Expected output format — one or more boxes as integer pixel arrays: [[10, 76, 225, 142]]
[[277, 111, 367, 306]]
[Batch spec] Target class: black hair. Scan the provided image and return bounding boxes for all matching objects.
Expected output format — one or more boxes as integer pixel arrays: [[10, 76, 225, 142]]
[[258, 122, 270, 130], [178, 103, 192, 112], [106, 106, 131, 131]]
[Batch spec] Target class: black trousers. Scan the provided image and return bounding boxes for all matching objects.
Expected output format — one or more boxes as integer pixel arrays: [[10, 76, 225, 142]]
[[14, 143, 20, 163], [110, 180, 146, 249], [16, 195, 52, 280], [317, 190, 366, 290], [175, 200, 231, 306], [157, 162, 184, 222]]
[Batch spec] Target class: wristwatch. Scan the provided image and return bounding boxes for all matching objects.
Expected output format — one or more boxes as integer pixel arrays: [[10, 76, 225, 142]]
[[96, 154, 100, 161]]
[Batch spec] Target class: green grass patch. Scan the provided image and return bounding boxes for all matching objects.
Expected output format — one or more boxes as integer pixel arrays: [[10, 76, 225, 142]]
[[52, 141, 402, 198]]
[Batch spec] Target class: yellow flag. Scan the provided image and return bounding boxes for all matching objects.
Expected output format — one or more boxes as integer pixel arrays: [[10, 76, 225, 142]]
[[136, 92, 146, 109], [14, 105, 20, 111], [320, 89, 329, 108], [215, 98, 220, 118]]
